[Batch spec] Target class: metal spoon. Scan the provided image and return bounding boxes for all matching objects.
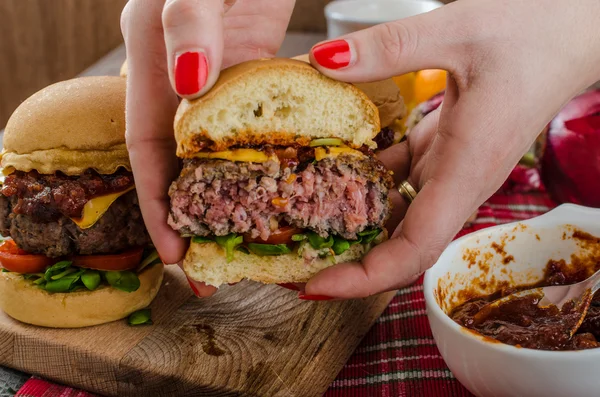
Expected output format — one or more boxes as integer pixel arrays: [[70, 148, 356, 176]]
[[473, 268, 600, 337]]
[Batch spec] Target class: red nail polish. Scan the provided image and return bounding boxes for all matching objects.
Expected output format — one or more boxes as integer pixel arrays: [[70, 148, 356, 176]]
[[312, 40, 352, 69], [174, 51, 208, 96], [187, 278, 200, 297], [298, 293, 333, 301], [278, 283, 300, 291]]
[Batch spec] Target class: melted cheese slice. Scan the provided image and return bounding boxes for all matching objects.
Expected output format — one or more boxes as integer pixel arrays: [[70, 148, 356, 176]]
[[314, 147, 363, 161], [71, 186, 135, 229], [193, 148, 275, 163], [192, 146, 364, 164]]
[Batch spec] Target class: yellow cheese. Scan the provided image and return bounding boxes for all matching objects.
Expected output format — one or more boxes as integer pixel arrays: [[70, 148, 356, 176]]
[[71, 186, 135, 229], [193, 146, 363, 163], [314, 147, 363, 161], [194, 148, 274, 163]]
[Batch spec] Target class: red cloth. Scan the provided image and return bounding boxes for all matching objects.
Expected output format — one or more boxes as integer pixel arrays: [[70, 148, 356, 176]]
[[16, 188, 557, 397]]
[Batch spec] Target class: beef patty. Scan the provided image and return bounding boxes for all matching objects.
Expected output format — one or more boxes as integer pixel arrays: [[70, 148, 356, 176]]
[[1, 169, 134, 222], [0, 187, 149, 257], [168, 153, 394, 241]]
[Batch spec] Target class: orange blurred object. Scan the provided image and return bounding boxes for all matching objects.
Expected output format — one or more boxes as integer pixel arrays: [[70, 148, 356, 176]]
[[414, 69, 447, 104], [392, 72, 416, 106]]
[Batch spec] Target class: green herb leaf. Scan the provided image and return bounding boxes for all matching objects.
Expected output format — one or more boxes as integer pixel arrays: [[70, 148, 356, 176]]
[[137, 249, 160, 273], [192, 235, 214, 243], [81, 270, 101, 291], [358, 228, 381, 244], [215, 233, 243, 263], [33, 277, 46, 285], [50, 267, 78, 280], [291, 234, 306, 242], [44, 270, 84, 293], [247, 243, 291, 256], [307, 232, 334, 250], [309, 138, 343, 147], [332, 237, 350, 255], [105, 271, 141, 292], [236, 246, 250, 255], [128, 308, 153, 326], [1, 268, 10, 273], [44, 261, 73, 281]]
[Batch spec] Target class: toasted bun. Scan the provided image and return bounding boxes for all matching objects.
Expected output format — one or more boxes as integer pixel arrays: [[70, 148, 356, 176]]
[[0, 263, 164, 328], [183, 231, 387, 287], [184, 243, 367, 287], [1, 76, 130, 175], [174, 58, 380, 155], [292, 54, 406, 128]]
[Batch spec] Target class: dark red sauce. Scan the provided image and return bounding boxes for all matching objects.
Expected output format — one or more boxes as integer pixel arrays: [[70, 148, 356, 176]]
[[450, 258, 600, 351]]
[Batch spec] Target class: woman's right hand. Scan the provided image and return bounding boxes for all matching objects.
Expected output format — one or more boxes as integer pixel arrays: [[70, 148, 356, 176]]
[[302, 0, 600, 299]]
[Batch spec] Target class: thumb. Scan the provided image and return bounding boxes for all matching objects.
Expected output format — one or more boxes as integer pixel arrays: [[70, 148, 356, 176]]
[[308, 3, 463, 82], [162, 0, 233, 99]]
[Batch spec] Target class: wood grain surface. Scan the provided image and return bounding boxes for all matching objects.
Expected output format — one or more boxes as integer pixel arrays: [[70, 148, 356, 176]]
[[0, 266, 395, 396], [0, 0, 127, 127]]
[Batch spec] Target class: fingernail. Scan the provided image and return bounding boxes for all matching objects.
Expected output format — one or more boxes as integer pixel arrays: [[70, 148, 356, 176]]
[[298, 293, 333, 301], [312, 40, 352, 70], [228, 282, 238, 286], [174, 50, 208, 96], [187, 277, 200, 297], [278, 283, 300, 291]]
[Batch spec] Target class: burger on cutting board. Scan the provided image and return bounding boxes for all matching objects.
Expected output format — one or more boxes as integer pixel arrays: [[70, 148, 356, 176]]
[[168, 58, 399, 287], [0, 76, 163, 328]]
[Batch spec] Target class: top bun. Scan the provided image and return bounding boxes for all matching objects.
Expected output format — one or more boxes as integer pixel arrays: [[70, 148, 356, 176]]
[[292, 54, 406, 128], [1, 76, 130, 175], [174, 58, 380, 156]]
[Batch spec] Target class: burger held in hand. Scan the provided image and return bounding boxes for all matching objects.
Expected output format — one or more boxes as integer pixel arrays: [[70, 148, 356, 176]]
[[168, 58, 396, 287], [0, 76, 163, 328]]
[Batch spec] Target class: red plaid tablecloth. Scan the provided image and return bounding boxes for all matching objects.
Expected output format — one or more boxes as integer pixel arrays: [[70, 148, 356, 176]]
[[15, 176, 557, 397]]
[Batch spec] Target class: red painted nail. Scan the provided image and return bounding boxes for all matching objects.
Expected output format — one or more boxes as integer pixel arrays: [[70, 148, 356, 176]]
[[187, 278, 200, 297], [298, 293, 333, 301], [312, 40, 352, 69], [174, 51, 208, 96], [278, 283, 300, 291]]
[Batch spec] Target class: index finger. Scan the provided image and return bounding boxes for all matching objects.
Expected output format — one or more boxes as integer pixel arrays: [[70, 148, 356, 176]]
[[122, 0, 188, 264]]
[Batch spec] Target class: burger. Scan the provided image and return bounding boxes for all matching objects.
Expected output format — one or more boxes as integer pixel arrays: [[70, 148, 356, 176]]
[[167, 58, 396, 287], [0, 76, 164, 328]]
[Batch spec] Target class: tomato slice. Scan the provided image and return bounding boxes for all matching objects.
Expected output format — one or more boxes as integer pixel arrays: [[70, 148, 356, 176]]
[[71, 247, 144, 271], [243, 226, 303, 245], [0, 240, 53, 273]]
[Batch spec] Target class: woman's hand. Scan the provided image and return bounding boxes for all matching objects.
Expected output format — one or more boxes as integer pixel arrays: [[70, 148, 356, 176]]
[[120, 0, 295, 296], [303, 0, 600, 299]]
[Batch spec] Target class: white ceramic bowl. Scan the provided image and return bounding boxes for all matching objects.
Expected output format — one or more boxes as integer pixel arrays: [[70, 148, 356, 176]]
[[325, 0, 444, 39], [423, 204, 600, 397]]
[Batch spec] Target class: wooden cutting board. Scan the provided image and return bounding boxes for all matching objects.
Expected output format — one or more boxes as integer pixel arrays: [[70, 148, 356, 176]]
[[0, 266, 395, 396]]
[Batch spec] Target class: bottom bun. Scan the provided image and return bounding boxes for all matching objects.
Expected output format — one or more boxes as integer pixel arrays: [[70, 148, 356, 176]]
[[183, 231, 387, 287], [0, 263, 164, 328]]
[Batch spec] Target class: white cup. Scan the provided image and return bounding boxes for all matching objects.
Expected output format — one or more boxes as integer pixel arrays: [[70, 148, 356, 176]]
[[325, 0, 444, 39]]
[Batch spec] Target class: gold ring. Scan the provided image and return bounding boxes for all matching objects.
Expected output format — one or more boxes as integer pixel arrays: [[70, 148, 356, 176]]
[[398, 180, 418, 204]]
